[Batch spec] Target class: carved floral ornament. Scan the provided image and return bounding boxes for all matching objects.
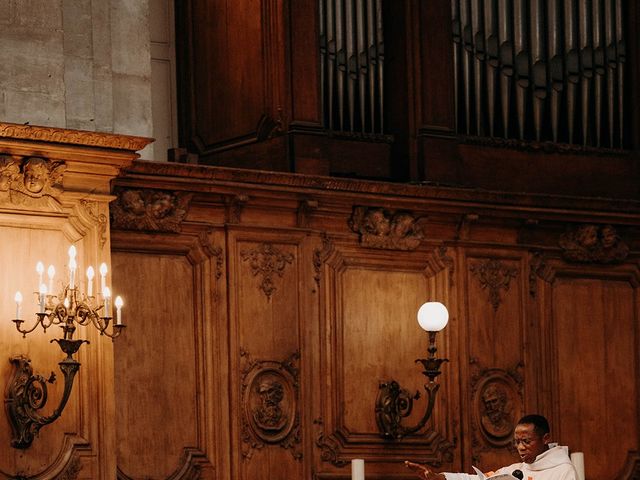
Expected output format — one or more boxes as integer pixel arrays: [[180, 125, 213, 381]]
[[0, 155, 65, 207], [469, 258, 518, 312], [559, 224, 629, 264], [240, 243, 294, 299], [110, 188, 193, 233], [348, 206, 427, 250]]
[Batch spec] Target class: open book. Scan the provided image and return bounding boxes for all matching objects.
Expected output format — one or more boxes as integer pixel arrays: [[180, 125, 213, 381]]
[[472, 466, 520, 480]]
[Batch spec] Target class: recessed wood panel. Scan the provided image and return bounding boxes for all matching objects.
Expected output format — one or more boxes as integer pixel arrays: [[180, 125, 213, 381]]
[[552, 277, 638, 479], [112, 251, 200, 478]]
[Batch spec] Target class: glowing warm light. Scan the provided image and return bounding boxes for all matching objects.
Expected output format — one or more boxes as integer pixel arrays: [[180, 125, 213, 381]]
[[416, 302, 449, 332]]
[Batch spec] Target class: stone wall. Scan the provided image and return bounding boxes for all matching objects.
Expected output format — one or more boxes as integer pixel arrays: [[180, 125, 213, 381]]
[[0, 0, 154, 159]]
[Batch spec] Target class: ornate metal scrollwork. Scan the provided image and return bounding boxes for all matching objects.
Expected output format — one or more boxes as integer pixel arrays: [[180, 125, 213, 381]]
[[375, 331, 448, 439], [5, 342, 86, 449]]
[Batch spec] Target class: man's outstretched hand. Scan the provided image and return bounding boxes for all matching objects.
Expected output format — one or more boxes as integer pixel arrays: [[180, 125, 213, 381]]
[[404, 461, 446, 480]]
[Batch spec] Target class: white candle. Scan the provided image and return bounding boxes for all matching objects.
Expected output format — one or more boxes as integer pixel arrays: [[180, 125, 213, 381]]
[[39, 283, 47, 313], [99, 263, 108, 295], [14, 291, 22, 319], [351, 459, 365, 480], [36, 261, 44, 286], [103, 286, 111, 317], [69, 258, 77, 289], [86, 266, 95, 297], [47, 265, 55, 295], [115, 296, 123, 325], [571, 452, 585, 480]]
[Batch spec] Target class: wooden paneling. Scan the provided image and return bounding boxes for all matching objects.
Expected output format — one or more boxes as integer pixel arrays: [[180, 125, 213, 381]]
[[538, 267, 640, 480], [105, 161, 640, 480]]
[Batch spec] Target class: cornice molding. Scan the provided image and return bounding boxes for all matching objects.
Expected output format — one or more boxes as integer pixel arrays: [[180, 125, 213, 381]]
[[0, 122, 152, 152]]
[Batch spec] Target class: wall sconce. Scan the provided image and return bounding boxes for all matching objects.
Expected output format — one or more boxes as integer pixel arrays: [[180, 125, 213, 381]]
[[375, 301, 449, 439], [6, 245, 125, 449]]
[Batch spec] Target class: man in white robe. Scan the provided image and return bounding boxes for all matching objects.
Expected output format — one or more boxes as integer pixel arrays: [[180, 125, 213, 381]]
[[406, 414, 578, 480]]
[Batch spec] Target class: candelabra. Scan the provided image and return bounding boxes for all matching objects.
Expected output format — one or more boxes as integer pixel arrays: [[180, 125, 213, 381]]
[[375, 301, 449, 439], [6, 245, 125, 449]]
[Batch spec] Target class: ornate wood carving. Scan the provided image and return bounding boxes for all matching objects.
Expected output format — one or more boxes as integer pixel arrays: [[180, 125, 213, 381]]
[[470, 259, 518, 312], [240, 243, 294, 298], [313, 418, 348, 468], [559, 224, 629, 263], [0, 121, 151, 151], [0, 155, 65, 207], [225, 194, 249, 224], [470, 366, 523, 453], [79, 200, 108, 250], [455, 213, 479, 241], [55, 455, 82, 480], [198, 229, 224, 280], [240, 349, 302, 461], [312, 234, 333, 288], [348, 206, 427, 250], [117, 447, 211, 480], [110, 188, 192, 232], [296, 199, 318, 228], [437, 245, 455, 287]]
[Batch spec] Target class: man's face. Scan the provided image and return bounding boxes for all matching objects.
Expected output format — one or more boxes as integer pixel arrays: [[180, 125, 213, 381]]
[[513, 423, 549, 464]]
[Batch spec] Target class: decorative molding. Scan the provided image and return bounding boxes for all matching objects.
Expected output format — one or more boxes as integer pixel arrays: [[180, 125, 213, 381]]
[[470, 365, 523, 452], [529, 250, 556, 297], [225, 194, 249, 224], [240, 349, 302, 461], [455, 213, 479, 241], [0, 155, 65, 208], [55, 455, 82, 480], [459, 135, 630, 157], [256, 113, 284, 141], [312, 234, 333, 288], [559, 224, 629, 264], [117, 447, 211, 480], [297, 198, 318, 228], [79, 199, 108, 250], [0, 121, 152, 152], [0, 435, 91, 480], [437, 245, 455, 287], [240, 243, 294, 299], [348, 206, 427, 250], [313, 418, 348, 468], [470, 258, 519, 312], [110, 188, 192, 233], [198, 229, 224, 279]]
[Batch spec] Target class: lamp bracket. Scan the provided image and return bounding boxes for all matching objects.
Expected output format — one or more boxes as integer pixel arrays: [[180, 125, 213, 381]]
[[5, 342, 85, 449]]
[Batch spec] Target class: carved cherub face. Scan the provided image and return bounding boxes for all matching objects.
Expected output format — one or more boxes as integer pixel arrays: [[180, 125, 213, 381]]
[[121, 190, 146, 216], [23, 158, 49, 193], [600, 225, 618, 248], [576, 225, 598, 248], [150, 193, 174, 219]]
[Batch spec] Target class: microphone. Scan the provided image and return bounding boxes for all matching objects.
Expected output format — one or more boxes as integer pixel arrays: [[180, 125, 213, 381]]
[[512, 470, 523, 480]]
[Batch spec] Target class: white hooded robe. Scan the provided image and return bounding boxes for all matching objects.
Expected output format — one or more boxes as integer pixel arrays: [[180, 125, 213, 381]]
[[443, 446, 579, 480]]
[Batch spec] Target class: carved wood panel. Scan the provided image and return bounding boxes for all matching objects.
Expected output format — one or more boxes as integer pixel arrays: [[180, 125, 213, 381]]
[[535, 261, 640, 480], [111, 237, 217, 479], [226, 230, 312, 480], [316, 243, 456, 469], [462, 252, 527, 470]]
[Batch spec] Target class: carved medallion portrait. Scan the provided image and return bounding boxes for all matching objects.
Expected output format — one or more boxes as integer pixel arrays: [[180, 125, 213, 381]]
[[472, 370, 521, 447], [240, 351, 301, 460]]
